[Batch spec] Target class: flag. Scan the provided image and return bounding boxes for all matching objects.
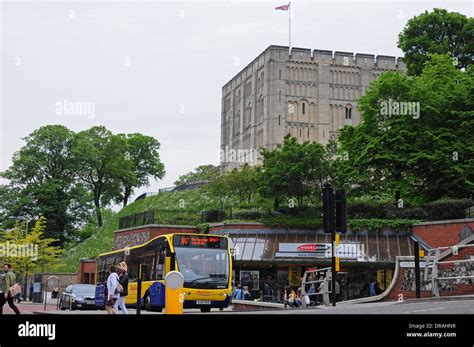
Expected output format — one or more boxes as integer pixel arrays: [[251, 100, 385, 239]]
[[275, 3, 290, 11]]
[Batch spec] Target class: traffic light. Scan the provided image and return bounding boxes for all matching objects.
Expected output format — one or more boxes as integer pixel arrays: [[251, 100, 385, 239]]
[[335, 189, 347, 233], [323, 186, 335, 233]]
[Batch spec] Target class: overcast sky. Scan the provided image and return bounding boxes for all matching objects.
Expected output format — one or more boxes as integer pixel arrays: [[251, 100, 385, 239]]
[[1, 0, 472, 202]]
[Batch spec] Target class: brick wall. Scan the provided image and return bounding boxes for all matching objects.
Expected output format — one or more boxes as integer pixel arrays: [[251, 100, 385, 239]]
[[412, 220, 474, 248], [77, 259, 96, 284], [385, 241, 474, 301]]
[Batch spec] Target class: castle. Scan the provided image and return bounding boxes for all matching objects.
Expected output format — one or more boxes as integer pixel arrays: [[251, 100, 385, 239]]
[[220, 45, 406, 171]]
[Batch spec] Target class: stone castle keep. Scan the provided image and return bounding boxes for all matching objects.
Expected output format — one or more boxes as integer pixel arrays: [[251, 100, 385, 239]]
[[220, 45, 406, 171]]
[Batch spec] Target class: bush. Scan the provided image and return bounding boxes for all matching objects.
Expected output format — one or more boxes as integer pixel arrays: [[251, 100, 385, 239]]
[[348, 201, 392, 219], [201, 209, 225, 223], [348, 219, 419, 233], [259, 215, 323, 229], [424, 199, 473, 221], [232, 209, 279, 220]]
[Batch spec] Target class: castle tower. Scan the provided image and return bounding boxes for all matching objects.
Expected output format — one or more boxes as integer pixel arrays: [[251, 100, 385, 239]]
[[220, 45, 406, 171]]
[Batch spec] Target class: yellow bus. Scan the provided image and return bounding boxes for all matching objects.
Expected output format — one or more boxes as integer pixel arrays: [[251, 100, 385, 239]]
[[95, 233, 232, 312]]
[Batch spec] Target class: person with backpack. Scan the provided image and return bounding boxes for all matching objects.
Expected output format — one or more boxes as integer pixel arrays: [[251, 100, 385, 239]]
[[0, 263, 21, 315], [114, 262, 129, 315], [106, 265, 121, 315]]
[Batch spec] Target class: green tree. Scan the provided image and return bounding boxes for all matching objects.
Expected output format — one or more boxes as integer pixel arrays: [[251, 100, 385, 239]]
[[116, 133, 165, 207], [0, 216, 63, 295], [0, 125, 92, 244], [226, 165, 259, 205], [398, 8, 473, 75], [174, 165, 220, 186], [71, 126, 130, 227], [259, 136, 328, 209], [335, 55, 474, 203], [207, 173, 232, 211]]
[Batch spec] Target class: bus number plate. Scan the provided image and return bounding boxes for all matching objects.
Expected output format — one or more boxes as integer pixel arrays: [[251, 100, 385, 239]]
[[196, 301, 211, 305]]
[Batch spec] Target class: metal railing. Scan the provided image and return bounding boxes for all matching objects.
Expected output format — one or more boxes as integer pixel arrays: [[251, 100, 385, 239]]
[[423, 244, 474, 297], [301, 267, 332, 307]]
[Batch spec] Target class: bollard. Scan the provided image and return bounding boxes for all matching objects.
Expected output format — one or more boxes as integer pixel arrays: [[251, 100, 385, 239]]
[[165, 271, 184, 314]]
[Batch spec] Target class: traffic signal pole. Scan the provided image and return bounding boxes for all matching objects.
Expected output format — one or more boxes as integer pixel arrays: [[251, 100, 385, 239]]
[[323, 185, 347, 307]]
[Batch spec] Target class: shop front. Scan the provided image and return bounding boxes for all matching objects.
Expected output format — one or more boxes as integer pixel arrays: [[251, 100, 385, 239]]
[[210, 227, 412, 303]]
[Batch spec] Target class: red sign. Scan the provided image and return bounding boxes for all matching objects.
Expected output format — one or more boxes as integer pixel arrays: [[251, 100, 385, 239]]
[[297, 244, 324, 252]]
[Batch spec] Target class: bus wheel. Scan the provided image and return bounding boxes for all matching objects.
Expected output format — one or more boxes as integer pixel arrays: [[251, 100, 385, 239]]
[[200, 307, 211, 313]]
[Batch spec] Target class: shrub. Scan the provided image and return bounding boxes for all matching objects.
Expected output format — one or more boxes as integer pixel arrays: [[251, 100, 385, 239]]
[[424, 199, 473, 221]]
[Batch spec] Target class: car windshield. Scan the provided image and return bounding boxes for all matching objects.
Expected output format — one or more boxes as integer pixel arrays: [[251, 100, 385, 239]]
[[73, 285, 95, 296], [175, 247, 230, 289]]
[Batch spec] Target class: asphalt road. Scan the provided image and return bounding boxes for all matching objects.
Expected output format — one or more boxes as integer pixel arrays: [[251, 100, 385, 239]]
[[4, 297, 471, 315]]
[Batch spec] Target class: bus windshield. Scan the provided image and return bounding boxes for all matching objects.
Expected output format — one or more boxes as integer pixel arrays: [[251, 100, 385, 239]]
[[175, 247, 230, 289]]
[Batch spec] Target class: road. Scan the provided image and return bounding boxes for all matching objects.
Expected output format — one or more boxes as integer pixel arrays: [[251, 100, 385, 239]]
[[2, 298, 473, 315]]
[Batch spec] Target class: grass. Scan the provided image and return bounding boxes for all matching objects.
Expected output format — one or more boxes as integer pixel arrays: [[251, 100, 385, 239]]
[[58, 188, 260, 272]]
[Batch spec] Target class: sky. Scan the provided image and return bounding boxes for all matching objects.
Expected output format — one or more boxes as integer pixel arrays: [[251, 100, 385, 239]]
[[1, 0, 472, 203]]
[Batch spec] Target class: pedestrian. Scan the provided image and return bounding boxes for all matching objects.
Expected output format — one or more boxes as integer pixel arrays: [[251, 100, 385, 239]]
[[369, 279, 377, 296], [294, 287, 303, 308], [283, 286, 296, 309], [233, 284, 243, 300], [0, 263, 21, 315], [114, 262, 129, 315], [106, 265, 121, 315], [242, 286, 251, 300]]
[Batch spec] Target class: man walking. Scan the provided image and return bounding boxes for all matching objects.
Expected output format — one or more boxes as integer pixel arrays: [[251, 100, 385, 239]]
[[0, 263, 21, 314]]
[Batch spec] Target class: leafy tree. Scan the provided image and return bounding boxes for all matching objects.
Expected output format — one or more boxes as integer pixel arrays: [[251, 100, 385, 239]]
[[0, 125, 92, 244], [71, 126, 130, 227], [206, 173, 232, 211], [258, 136, 328, 209], [116, 133, 165, 207], [335, 55, 474, 203], [174, 165, 220, 186], [0, 216, 63, 295], [226, 165, 259, 205], [398, 8, 473, 75]]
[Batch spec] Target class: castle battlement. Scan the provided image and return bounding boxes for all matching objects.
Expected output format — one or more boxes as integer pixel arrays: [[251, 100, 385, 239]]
[[222, 45, 405, 92]]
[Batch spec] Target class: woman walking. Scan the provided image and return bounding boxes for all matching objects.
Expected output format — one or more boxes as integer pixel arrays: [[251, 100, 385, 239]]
[[106, 265, 121, 315], [114, 262, 129, 315]]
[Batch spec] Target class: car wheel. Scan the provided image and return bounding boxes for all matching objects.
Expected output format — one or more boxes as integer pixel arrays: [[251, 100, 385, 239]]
[[59, 300, 66, 311], [70, 302, 76, 311]]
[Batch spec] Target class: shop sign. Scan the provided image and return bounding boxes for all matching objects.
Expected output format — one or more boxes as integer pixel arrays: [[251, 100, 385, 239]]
[[275, 242, 365, 260]]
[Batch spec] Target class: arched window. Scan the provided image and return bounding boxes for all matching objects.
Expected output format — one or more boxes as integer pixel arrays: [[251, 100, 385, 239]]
[[302, 103, 306, 115], [345, 105, 353, 125]]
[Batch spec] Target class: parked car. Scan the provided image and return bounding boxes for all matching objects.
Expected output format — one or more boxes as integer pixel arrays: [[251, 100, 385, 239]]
[[59, 284, 96, 311]]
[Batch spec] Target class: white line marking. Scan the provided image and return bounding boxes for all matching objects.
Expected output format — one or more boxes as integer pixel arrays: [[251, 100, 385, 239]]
[[405, 307, 445, 314]]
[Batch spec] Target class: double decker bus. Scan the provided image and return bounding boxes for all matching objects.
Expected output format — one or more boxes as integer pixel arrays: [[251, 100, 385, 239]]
[[95, 233, 232, 312]]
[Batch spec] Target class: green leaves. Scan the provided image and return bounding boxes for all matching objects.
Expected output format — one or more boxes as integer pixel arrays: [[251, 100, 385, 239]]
[[1, 125, 165, 238], [398, 8, 473, 75], [258, 136, 330, 209], [336, 55, 474, 203]]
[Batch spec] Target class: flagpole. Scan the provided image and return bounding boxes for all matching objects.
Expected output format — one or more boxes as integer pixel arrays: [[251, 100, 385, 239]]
[[288, 2, 291, 56]]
